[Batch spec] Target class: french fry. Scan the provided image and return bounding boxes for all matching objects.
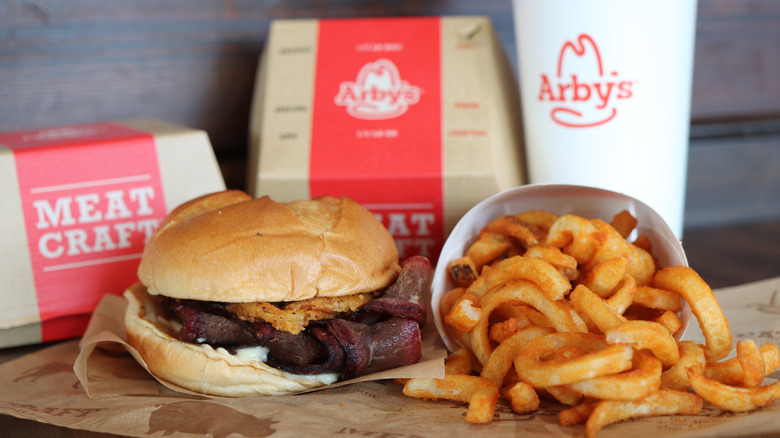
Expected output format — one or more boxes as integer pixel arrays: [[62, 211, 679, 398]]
[[514, 210, 559, 234], [706, 342, 780, 386], [633, 286, 683, 312], [523, 245, 579, 281], [605, 276, 635, 315], [587, 219, 656, 286], [545, 385, 584, 406], [688, 369, 780, 413], [466, 256, 572, 301], [445, 348, 478, 375], [438, 287, 464, 318], [737, 339, 766, 388], [632, 233, 653, 253], [488, 316, 532, 344], [654, 309, 683, 335], [402, 375, 500, 423], [605, 320, 680, 367], [660, 341, 706, 391], [483, 215, 542, 248], [569, 284, 625, 333], [610, 210, 638, 239], [513, 332, 634, 387], [544, 215, 603, 264], [501, 381, 540, 414], [472, 280, 584, 364], [493, 304, 553, 330], [654, 266, 733, 360], [569, 349, 662, 401], [585, 389, 703, 438], [580, 257, 628, 298], [481, 325, 555, 387], [413, 209, 780, 437], [559, 401, 598, 426], [447, 257, 478, 287], [444, 295, 481, 334], [466, 231, 517, 272]]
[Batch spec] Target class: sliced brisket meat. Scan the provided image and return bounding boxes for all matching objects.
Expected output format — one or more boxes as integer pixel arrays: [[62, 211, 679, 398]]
[[327, 316, 422, 379], [361, 316, 423, 375], [351, 255, 431, 326], [264, 324, 346, 375], [325, 319, 373, 379], [173, 303, 256, 345], [165, 255, 433, 379]]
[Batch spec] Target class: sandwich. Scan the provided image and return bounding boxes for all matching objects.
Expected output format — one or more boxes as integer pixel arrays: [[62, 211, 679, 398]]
[[124, 190, 432, 396]]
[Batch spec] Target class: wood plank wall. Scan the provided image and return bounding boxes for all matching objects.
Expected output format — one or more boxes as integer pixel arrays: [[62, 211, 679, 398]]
[[1, 0, 778, 229]]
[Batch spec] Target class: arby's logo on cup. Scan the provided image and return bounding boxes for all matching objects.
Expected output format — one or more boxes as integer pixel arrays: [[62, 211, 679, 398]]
[[537, 34, 635, 128], [334, 58, 421, 120]]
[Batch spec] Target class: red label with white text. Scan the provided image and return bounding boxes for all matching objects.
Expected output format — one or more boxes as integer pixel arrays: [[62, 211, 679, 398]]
[[2, 122, 166, 341], [310, 18, 443, 260]]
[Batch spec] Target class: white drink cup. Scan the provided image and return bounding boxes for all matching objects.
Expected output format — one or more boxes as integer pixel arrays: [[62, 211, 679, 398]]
[[513, 0, 697, 237]]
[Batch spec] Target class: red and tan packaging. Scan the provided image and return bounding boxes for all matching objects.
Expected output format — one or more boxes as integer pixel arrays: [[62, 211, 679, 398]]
[[0, 119, 226, 348], [248, 16, 526, 261]]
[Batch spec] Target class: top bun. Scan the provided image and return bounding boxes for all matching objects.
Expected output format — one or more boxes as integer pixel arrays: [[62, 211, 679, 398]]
[[137, 191, 401, 303]]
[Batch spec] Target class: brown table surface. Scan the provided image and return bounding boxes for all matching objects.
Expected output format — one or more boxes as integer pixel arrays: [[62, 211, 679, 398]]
[[2, 220, 779, 437]]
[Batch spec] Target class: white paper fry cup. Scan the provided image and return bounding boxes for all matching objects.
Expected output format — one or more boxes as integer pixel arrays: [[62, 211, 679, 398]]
[[431, 183, 690, 352]]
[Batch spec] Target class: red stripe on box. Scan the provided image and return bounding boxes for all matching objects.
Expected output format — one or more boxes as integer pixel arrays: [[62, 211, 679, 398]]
[[309, 17, 444, 261]]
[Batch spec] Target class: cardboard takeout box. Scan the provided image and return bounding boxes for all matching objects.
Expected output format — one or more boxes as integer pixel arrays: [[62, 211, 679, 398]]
[[0, 118, 226, 348], [248, 16, 526, 262]]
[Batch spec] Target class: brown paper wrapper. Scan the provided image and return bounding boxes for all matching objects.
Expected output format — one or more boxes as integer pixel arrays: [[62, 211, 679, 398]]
[[1, 278, 779, 437]]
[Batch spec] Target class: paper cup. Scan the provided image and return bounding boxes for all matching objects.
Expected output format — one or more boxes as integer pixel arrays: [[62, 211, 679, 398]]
[[431, 183, 690, 352], [512, 0, 697, 238]]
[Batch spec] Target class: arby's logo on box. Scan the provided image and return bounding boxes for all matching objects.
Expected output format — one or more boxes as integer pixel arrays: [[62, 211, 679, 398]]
[[537, 33, 635, 128], [2, 122, 166, 339], [334, 58, 421, 120]]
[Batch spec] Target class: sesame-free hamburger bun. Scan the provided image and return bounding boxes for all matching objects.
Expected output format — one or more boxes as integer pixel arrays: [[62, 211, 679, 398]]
[[137, 190, 401, 303]]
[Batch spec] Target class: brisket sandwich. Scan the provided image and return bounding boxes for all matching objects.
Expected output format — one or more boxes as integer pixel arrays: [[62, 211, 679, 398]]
[[124, 190, 432, 396]]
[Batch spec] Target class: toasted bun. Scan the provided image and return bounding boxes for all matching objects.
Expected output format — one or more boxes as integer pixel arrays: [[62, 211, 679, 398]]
[[137, 191, 400, 302], [124, 284, 330, 396]]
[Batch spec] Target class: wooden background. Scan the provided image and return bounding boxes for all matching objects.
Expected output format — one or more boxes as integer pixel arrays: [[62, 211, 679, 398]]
[[1, 0, 779, 230]]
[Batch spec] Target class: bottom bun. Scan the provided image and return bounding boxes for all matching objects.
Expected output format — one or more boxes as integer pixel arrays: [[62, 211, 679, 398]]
[[124, 283, 334, 396]]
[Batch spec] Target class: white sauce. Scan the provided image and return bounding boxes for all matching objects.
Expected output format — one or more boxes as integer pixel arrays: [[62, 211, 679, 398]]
[[233, 345, 269, 363], [283, 370, 340, 385], [214, 345, 340, 384]]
